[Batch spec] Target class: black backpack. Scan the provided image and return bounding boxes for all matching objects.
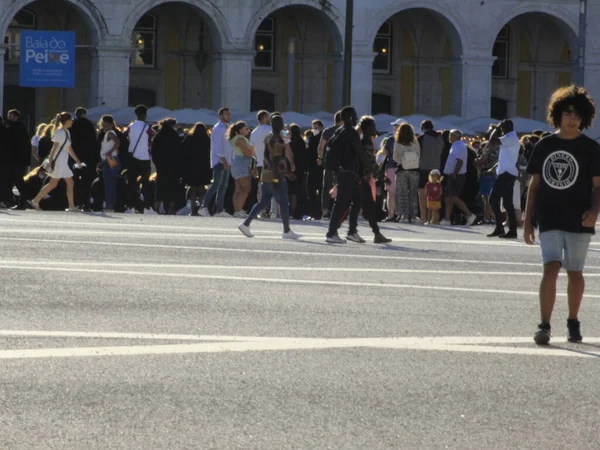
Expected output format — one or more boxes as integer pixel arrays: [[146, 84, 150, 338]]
[[324, 126, 345, 171]]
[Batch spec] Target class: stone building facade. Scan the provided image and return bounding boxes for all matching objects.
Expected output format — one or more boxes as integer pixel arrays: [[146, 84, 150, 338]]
[[0, 0, 597, 129]]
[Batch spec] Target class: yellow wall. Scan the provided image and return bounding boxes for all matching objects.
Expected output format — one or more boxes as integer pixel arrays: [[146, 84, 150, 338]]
[[557, 72, 571, 88], [400, 66, 415, 116], [440, 68, 452, 115], [44, 88, 61, 121], [517, 71, 532, 117]]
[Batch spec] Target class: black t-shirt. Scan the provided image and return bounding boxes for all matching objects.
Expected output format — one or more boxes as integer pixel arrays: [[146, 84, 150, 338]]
[[338, 126, 361, 173], [527, 133, 600, 234]]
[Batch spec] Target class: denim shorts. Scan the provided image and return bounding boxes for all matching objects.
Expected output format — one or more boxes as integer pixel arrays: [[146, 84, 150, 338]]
[[231, 155, 251, 179], [538, 230, 592, 271]]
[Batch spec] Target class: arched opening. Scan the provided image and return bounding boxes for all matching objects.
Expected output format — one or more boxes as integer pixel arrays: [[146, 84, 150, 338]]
[[126, 2, 223, 111], [2, 0, 99, 129], [491, 13, 576, 121], [249, 5, 344, 113], [371, 8, 463, 117]]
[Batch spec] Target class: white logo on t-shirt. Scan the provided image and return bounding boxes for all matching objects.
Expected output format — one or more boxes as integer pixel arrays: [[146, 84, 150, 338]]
[[542, 150, 579, 190]]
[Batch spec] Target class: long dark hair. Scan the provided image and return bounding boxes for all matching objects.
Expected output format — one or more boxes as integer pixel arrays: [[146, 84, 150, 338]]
[[55, 112, 72, 127], [271, 115, 284, 135], [191, 122, 208, 139], [289, 124, 302, 141], [226, 121, 247, 140]]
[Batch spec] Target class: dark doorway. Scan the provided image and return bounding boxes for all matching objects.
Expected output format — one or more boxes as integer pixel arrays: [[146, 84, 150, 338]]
[[251, 89, 275, 112], [3, 85, 36, 133], [491, 97, 509, 120], [372, 93, 392, 115], [129, 88, 157, 107]]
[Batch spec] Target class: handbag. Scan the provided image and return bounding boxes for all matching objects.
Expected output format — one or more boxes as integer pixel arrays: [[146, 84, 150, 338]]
[[42, 133, 68, 174]]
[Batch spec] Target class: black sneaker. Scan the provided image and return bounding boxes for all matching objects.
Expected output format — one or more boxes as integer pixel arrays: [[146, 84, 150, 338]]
[[567, 319, 582, 343], [534, 322, 551, 345]]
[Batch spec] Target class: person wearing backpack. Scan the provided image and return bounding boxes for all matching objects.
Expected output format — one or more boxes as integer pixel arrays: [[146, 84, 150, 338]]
[[122, 105, 155, 213], [393, 123, 421, 223]]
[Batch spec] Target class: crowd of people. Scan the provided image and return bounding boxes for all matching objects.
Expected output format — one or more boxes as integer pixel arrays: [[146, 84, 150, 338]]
[[0, 84, 599, 345], [0, 101, 559, 241]]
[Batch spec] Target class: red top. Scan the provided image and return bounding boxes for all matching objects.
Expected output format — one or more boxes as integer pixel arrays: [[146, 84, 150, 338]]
[[425, 181, 442, 201]]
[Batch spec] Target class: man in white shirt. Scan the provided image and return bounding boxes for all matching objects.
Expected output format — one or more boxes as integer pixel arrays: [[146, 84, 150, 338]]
[[487, 120, 520, 239], [441, 129, 477, 226], [122, 104, 155, 213], [199, 107, 232, 217], [250, 110, 271, 204]]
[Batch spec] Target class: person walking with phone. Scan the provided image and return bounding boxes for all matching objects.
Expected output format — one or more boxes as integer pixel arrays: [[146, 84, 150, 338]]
[[30, 112, 83, 212]]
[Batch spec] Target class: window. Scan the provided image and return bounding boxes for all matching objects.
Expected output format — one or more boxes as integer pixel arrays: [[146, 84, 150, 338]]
[[251, 89, 275, 112], [492, 26, 509, 78], [491, 97, 509, 120], [4, 9, 36, 63], [131, 13, 156, 68], [373, 21, 392, 74], [254, 17, 275, 70], [128, 87, 157, 107]]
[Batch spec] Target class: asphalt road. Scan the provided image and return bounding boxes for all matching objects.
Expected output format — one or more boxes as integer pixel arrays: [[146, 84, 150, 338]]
[[1, 210, 599, 450]]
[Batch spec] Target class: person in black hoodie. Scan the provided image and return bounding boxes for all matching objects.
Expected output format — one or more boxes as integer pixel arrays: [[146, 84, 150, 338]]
[[182, 122, 212, 216], [289, 124, 308, 219], [6, 109, 31, 209], [70, 107, 100, 210], [152, 118, 183, 214], [305, 119, 324, 219]]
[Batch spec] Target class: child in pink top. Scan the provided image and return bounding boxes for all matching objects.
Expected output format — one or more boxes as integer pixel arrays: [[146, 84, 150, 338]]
[[425, 169, 443, 224]]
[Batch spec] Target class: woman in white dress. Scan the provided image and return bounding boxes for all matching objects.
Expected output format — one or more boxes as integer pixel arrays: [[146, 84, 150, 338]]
[[31, 112, 83, 212]]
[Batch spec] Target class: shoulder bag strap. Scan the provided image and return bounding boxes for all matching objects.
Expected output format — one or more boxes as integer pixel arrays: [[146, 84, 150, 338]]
[[51, 133, 69, 162], [130, 123, 147, 159]]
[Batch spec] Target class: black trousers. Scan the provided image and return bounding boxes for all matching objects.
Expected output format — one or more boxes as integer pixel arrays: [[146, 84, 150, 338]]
[[328, 171, 362, 237], [321, 169, 336, 212], [5, 164, 28, 205], [359, 179, 380, 234], [306, 167, 323, 219], [127, 158, 151, 211], [490, 172, 517, 232], [74, 164, 97, 208]]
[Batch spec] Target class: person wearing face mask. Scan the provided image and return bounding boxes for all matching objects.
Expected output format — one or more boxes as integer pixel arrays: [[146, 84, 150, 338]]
[[306, 119, 324, 219]]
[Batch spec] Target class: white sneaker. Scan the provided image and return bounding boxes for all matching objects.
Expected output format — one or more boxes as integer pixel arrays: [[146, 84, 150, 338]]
[[215, 211, 233, 218], [440, 219, 452, 226], [346, 232, 366, 243], [282, 230, 301, 240], [177, 206, 191, 216], [326, 234, 347, 244], [466, 214, 477, 226], [233, 211, 248, 219], [238, 223, 254, 238], [65, 207, 80, 213], [124, 208, 135, 214], [198, 207, 210, 217], [144, 208, 157, 215]]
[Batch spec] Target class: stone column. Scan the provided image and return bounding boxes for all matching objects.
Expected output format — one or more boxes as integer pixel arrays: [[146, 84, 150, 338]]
[[212, 49, 254, 113], [0, 46, 5, 113], [454, 54, 496, 119], [350, 50, 377, 115], [90, 47, 131, 109]]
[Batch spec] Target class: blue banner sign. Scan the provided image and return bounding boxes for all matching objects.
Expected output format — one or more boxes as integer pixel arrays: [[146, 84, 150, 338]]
[[19, 31, 76, 88]]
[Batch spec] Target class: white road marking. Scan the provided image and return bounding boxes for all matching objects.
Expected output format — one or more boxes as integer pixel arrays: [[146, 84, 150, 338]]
[[0, 330, 598, 359], [2, 260, 599, 277], [0, 227, 531, 247], [1, 263, 599, 297], [0, 237, 561, 268]]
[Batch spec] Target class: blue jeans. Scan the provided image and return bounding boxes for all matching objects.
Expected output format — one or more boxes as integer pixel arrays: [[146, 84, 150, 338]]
[[102, 157, 121, 210], [244, 180, 290, 233], [539, 230, 592, 271], [202, 163, 230, 214]]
